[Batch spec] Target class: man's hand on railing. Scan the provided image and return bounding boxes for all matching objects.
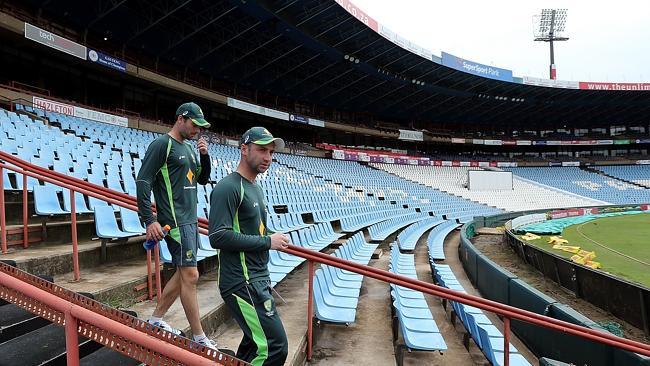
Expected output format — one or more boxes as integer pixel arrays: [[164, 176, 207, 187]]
[[269, 233, 289, 250], [146, 222, 165, 242]]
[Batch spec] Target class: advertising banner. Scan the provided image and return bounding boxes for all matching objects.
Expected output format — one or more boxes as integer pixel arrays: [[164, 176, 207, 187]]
[[548, 162, 562, 167], [398, 129, 423, 141], [408, 159, 418, 165], [522, 76, 579, 89], [533, 141, 547, 146], [335, 0, 379, 31], [289, 113, 308, 124], [636, 160, 650, 165], [634, 139, 650, 144], [451, 138, 465, 144], [614, 139, 630, 145], [561, 161, 581, 167], [546, 141, 561, 145], [472, 139, 484, 145], [478, 161, 490, 167], [378, 24, 433, 60], [433, 160, 442, 166], [502, 140, 516, 146], [33, 96, 74, 115], [418, 159, 430, 166], [441, 161, 452, 167], [484, 139, 502, 146], [548, 208, 586, 220], [33, 96, 127, 127], [25, 23, 86, 60], [87, 49, 126, 72], [385, 157, 395, 164], [516, 140, 532, 146], [227, 98, 263, 114], [74, 106, 128, 127], [578, 82, 650, 91], [470, 161, 479, 167], [452, 161, 460, 167], [459, 161, 471, 167], [597, 140, 614, 145], [308, 118, 325, 127], [358, 153, 370, 162], [441, 52, 513, 82], [332, 150, 345, 160]]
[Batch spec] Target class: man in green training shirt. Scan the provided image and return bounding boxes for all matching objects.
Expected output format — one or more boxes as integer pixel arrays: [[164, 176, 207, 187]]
[[209, 127, 289, 365], [136, 102, 216, 349]]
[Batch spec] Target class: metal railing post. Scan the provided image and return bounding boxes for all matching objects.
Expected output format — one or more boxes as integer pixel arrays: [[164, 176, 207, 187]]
[[154, 243, 161, 300], [146, 248, 153, 300], [70, 190, 80, 281], [0, 166, 6, 254], [22, 174, 28, 248], [504, 317, 511, 366], [307, 260, 314, 361], [65, 311, 80, 366]]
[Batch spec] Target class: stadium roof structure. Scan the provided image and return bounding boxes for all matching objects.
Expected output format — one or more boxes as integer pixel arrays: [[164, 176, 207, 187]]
[[18, 0, 650, 130]]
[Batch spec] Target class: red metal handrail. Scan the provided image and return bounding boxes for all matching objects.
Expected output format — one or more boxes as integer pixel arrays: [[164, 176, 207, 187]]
[[2, 152, 650, 365], [0, 271, 221, 366]]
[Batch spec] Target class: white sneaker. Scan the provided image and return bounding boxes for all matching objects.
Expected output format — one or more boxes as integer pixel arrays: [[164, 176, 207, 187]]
[[195, 337, 218, 351], [147, 319, 181, 335]]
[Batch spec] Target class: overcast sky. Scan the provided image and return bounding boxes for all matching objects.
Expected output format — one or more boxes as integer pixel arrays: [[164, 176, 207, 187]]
[[352, 0, 650, 82]]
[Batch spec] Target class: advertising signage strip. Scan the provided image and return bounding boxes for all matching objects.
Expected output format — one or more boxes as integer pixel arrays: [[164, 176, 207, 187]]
[[522, 76, 579, 89], [441, 52, 513, 82], [25, 23, 86, 60], [398, 129, 423, 141], [289, 114, 309, 124], [33, 96, 128, 127], [88, 49, 126, 72], [378, 24, 434, 60], [579, 82, 650, 91], [335, 0, 378, 31]]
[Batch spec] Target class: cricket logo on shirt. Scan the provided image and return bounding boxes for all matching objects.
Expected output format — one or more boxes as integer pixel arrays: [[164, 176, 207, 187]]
[[186, 169, 194, 184], [186, 249, 194, 260]]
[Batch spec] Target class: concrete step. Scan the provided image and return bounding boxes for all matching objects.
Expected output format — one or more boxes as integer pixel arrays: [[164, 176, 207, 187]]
[[53, 258, 150, 307], [1, 236, 146, 277]]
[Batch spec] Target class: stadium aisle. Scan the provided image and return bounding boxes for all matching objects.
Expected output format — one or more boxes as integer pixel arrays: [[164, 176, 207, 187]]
[[308, 238, 396, 365], [442, 231, 537, 365], [410, 231, 479, 365]]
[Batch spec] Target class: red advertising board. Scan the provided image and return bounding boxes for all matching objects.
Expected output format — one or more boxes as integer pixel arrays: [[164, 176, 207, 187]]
[[335, 0, 378, 31]]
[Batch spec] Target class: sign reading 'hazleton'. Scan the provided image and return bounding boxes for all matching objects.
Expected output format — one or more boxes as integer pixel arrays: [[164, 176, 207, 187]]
[[24, 22, 87, 60]]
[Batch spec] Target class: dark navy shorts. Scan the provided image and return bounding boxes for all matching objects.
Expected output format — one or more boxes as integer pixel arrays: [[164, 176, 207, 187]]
[[166, 223, 199, 267]]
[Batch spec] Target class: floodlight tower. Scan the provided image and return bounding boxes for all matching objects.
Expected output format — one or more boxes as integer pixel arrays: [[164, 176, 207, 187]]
[[534, 9, 569, 80]]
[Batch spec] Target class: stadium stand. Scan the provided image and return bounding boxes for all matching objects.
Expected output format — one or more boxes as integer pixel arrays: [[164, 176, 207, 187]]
[[372, 163, 605, 211], [593, 165, 650, 188], [506, 167, 650, 204]]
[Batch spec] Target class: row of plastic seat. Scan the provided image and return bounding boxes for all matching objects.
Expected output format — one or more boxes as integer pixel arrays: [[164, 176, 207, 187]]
[[268, 223, 343, 286], [368, 213, 430, 241], [389, 245, 447, 354], [427, 221, 461, 260], [432, 264, 530, 366], [397, 217, 445, 251], [313, 232, 378, 324]]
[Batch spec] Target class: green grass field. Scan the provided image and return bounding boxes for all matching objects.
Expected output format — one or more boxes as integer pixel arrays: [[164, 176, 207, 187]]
[[521, 213, 650, 288]]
